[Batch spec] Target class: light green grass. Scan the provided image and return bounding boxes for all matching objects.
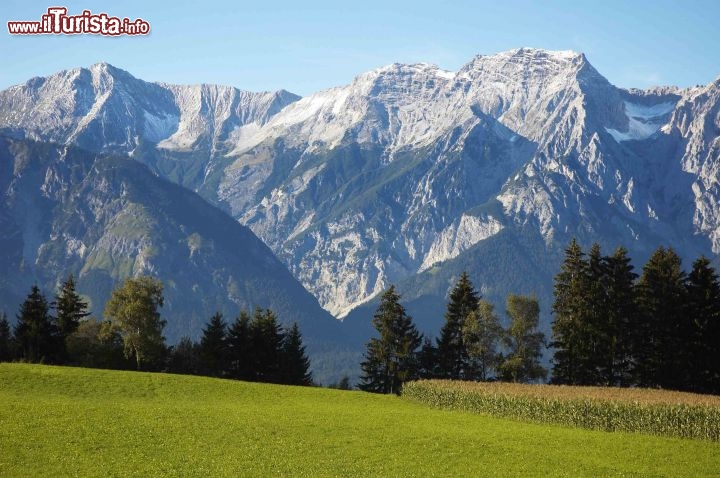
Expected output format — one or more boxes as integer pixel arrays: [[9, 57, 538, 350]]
[[0, 364, 718, 477]]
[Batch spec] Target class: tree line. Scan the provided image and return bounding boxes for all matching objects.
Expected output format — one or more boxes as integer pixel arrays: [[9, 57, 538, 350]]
[[551, 239, 720, 394], [359, 273, 547, 394], [0, 275, 312, 386], [360, 240, 720, 396]]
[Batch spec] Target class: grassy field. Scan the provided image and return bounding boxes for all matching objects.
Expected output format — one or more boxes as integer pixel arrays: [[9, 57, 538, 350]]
[[403, 380, 720, 441], [1, 364, 719, 477]]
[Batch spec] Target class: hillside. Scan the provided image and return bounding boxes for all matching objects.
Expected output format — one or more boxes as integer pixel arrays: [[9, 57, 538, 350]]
[[1, 363, 718, 476], [0, 136, 348, 381]]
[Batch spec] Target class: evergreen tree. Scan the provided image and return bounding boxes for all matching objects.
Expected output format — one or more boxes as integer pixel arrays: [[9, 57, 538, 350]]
[[249, 308, 285, 383], [580, 243, 606, 385], [633, 247, 687, 389], [199, 312, 228, 377], [436, 272, 480, 379], [14, 285, 59, 363], [551, 239, 589, 384], [280, 322, 312, 385], [168, 337, 200, 375], [598, 247, 637, 386], [0, 312, 12, 362], [417, 337, 439, 379], [53, 274, 90, 339], [685, 256, 720, 393], [499, 294, 546, 383], [462, 299, 504, 381], [104, 277, 167, 371], [359, 286, 422, 394], [227, 311, 252, 380]]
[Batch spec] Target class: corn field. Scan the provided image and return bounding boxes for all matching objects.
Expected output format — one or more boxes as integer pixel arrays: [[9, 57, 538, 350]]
[[402, 380, 720, 441]]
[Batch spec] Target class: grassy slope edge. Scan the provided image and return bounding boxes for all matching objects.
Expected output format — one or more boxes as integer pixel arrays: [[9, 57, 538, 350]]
[[1, 364, 718, 477]]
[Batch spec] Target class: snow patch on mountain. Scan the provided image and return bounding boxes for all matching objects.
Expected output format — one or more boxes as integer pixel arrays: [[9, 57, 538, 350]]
[[605, 101, 675, 142]]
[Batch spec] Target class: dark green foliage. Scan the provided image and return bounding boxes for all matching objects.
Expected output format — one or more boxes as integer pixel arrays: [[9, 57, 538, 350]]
[[0, 313, 12, 362], [552, 241, 637, 387], [436, 272, 480, 379], [65, 318, 130, 369], [551, 239, 590, 385], [462, 300, 504, 381], [417, 337, 439, 379], [335, 376, 352, 390], [280, 323, 312, 386], [685, 257, 720, 394], [249, 308, 285, 383], [168, 337, 200, 375], [359, 286, 422, 394], [227, 311, 252, 380], [199, 312, 227, 377], [13, 285, 59, 363], [598, 247, 637, 386], [499, 294, 546, 383], [103, 277, 167, 371], [634, 247, 687, 389], [53, 274, 90, 339]]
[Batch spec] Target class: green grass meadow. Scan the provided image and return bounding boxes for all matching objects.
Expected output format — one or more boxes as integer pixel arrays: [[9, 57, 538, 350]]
[[1, 363, 719, 477]]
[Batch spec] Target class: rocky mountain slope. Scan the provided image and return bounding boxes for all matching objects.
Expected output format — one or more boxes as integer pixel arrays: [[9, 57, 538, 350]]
[[1, 50, 718, 341], [0, 136, 348, 381]]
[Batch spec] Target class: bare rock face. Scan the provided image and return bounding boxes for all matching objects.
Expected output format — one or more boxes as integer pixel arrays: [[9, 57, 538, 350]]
[[1, 51, 718, 329]]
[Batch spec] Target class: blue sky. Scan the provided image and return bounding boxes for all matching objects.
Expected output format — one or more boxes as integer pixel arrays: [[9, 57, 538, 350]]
[[2, 0, 719, 96]]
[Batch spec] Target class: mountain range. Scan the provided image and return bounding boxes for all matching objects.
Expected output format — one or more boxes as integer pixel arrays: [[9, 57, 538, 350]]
[[1, 48, 718, 377]]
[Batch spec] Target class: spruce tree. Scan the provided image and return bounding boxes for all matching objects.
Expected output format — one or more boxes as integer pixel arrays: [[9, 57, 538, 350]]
[[227, 311, 252, 380], [0, 312, 12, 362], [685, 256, 720, 393], [499, 294, 546, 383], [54, 274, 89, 338], [598, 247, 637, 386], [633, 247, 687, 389], [417, 337, 439, 379], [249, 308, 285, 383], [14, 285, 59, 363], [359, 285, 422, 394], [280, 322, 312, 386], [436, 272, 480, 380], [462, 299, 504, 381], [199, 312, 228, 377], [168, 337, 200, 375], [551, 239, 589, 384]]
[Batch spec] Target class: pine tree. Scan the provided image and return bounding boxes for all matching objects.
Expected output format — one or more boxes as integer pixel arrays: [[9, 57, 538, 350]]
[[14, 285, 59, 363], [359, 286, 422, 394], [280, 322, 312, 385], [227, 311, 252, 380], [199, 312, 228, 377], [436, 272, 480, 379], [685, 256, 720, 393], [551, 239, 589, 384], [580, 243, 606, 385], [598, 247, 637, 386], [417, 337, 439, 379], [633, 247, 687, 389], [53, 274, 89, 338], [0, 312, 12, 362], [499, 294, 546, 383], [462, 299, 504, 381], [249, 308, 285, 383], [53, 274, 90, 362], [168, 337, 200, 375]]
